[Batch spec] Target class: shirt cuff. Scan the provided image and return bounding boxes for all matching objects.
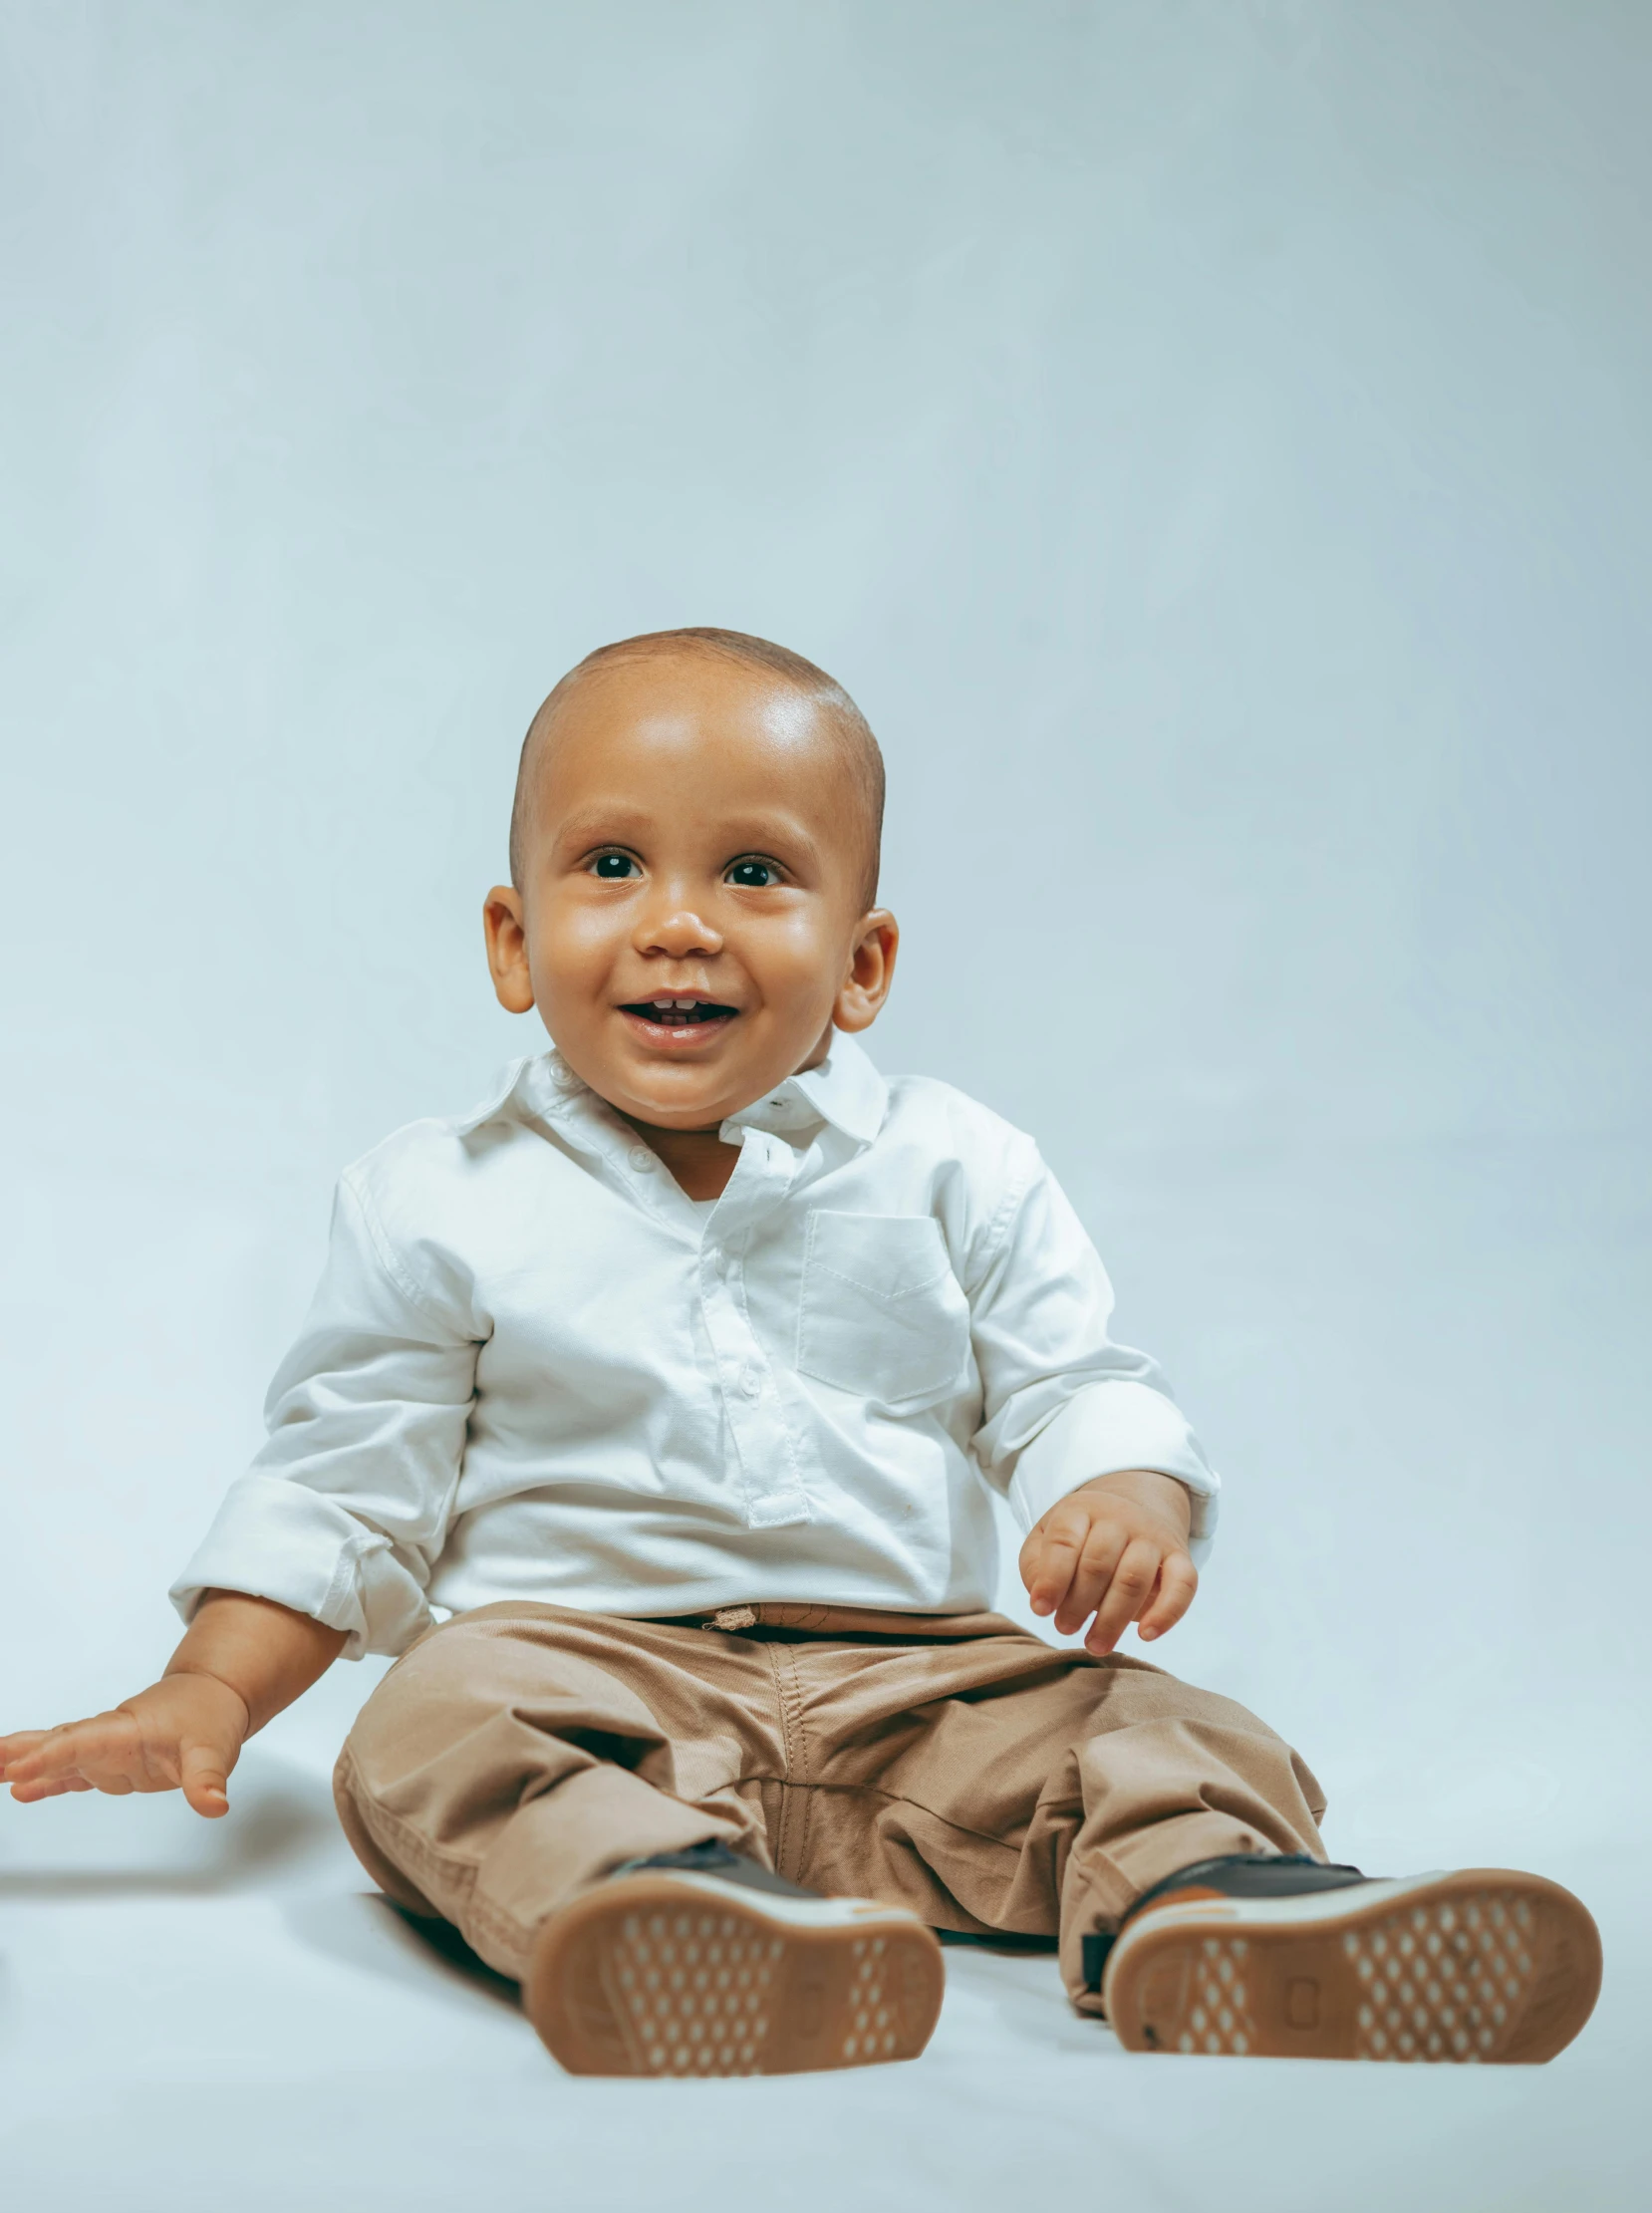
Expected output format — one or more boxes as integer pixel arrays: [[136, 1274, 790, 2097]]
[[168, 1473, 434, 1660], [1006, 1381, 1221, 1562]]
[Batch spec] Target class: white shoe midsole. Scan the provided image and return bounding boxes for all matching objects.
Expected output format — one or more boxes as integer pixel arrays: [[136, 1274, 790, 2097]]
[[1114, 1870, 1447, 1947]]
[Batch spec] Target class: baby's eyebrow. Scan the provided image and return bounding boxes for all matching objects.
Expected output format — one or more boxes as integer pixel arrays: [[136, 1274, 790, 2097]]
[[715, 816, 824, 864], [548, 806, 651, 850], [550, 807, 827, 868]]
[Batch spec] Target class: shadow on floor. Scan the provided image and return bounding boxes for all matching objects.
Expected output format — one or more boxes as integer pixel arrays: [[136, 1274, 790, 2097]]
[[936, 1929, 1060, 1955], [389, 1904, 522, 2001], [0, 1773, 344, 1898], [279, 1890, 525, 2015]]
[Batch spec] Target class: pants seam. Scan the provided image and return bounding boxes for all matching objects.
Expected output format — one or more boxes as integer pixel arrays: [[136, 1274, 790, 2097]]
[[764, 1639, 801, 1877], [782, 1643, 816, 1881]]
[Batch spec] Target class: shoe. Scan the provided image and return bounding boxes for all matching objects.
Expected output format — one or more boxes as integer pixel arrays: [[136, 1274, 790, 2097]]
[[1101, 1852, 1602, 2064], [524, 1840, 946, 2077]]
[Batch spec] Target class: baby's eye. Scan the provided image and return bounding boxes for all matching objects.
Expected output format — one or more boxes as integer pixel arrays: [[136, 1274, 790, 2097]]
[[592, 852, 639, 880], [725, 859, 780, 889]]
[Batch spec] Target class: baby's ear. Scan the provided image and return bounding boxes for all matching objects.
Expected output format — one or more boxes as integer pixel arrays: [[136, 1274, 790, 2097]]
[[482, 887, 536, 1014], [835, 912, 899, 1032]]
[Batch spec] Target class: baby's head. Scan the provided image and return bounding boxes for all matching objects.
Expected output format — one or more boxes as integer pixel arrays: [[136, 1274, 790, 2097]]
[[484, 629, 896, 1134]]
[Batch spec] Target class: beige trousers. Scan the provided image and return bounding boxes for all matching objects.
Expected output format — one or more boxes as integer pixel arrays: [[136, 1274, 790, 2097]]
[[334, 1601, 1327, 2015]]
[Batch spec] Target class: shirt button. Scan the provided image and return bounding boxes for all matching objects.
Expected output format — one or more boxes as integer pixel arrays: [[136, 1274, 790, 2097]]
[[552, 1063, 582, 1091], [628, 1147, 655, 1172], [740, 1367, 762, 1398]]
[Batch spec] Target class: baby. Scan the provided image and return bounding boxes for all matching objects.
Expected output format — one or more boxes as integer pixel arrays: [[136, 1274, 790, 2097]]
[[2, 630, 1601, 2075]]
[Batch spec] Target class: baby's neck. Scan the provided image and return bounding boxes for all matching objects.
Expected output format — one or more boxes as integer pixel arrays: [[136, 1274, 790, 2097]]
[[617, 1116, 740, 1202]]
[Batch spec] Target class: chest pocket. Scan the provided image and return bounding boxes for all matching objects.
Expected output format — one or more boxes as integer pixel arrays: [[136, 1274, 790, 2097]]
[[795, 1210, 972, 1408]]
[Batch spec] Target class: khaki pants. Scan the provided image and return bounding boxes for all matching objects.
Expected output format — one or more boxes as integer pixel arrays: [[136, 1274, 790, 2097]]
[[334, 1602, 1327, 2015]]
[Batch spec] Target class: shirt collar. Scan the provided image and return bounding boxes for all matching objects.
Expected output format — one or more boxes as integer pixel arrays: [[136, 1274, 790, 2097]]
[[452, 1052, 576, 1136], [722, 1033, 888, 1148], [453, 1033, 889, 1150]]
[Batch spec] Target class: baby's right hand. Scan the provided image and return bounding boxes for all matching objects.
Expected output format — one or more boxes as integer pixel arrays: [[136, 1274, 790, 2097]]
[[0, 1671, 250, 1819]]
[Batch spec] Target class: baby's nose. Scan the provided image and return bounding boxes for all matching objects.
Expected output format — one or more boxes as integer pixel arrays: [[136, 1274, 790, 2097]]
[[635, 905, 723, 959]]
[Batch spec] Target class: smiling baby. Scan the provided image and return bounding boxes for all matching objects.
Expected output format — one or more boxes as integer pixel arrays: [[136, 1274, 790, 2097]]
[[1, 629, 1600, 2075]]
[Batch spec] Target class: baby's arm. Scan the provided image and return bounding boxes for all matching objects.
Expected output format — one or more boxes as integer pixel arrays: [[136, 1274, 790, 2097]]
[[4, 1154, 480, 1820], [0, 1591, 344, 1818], [962, 1126, 1217, 1656]]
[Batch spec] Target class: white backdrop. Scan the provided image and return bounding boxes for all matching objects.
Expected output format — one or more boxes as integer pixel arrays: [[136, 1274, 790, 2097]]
[[2, 6, 1649, 2205]]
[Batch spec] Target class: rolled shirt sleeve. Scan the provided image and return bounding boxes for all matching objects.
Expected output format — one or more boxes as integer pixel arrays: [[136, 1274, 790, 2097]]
[[169, 1174, 481, 1658], [965, 1140, 1220, 1561]]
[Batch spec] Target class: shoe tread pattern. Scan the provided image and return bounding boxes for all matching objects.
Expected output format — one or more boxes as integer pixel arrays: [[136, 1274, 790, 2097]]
[[1106, 1869, 1600, 2065], [527, 1877, 944, 2077]]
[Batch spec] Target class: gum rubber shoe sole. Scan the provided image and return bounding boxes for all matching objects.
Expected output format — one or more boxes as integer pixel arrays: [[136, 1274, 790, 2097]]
[[1104, 1867, 1601, 2064], [525, 1873, 946, 2077]]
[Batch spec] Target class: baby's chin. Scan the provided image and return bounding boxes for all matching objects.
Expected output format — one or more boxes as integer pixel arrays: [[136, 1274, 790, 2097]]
[[550, 1003, 832, 1131], [588, 1047, 783, 1133]]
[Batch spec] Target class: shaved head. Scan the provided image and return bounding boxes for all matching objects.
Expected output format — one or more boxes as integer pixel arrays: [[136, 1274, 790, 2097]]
[[510, 629, 885, 911]]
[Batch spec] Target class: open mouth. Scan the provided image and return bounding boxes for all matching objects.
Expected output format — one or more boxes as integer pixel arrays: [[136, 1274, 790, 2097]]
[[619, 995, 739, 1031]]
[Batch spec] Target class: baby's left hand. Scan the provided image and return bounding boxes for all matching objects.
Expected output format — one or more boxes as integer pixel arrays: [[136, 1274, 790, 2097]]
[[1019, 1469, 1198, 1655]]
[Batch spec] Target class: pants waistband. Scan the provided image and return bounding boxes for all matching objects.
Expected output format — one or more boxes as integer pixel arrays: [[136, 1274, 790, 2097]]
[[647, 1602, 1022, 1641]]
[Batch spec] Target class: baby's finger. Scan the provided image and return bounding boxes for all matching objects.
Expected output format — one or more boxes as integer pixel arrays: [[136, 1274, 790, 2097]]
[[179, 1742, 231, 1818], [0, 1730, 90, 1784], [1137, 1553, 1199, 1642], [1020, 1510, 1087, 1618], [4, 1715, 143, 1792], [1085, 1536, 1163, 1655], [0, 1729, 53, 1776], [7, 1772, 97, 1802], [1052, 1521, 1126, 1637]]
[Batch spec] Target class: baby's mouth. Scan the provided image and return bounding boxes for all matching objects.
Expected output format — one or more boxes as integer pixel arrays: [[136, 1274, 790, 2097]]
[[620, 996, 739, 1030]]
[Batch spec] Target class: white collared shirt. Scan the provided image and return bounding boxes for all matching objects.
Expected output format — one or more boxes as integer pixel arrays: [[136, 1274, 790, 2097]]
[[172, 1038, 1218, 1657]]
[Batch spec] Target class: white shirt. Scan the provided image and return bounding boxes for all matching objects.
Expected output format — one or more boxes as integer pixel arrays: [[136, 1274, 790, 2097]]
[[172, 1038, 1219, 1658]]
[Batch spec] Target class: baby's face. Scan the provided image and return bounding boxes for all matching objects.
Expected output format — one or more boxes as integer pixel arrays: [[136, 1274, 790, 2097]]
[[485, 653, 895, 1132]]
